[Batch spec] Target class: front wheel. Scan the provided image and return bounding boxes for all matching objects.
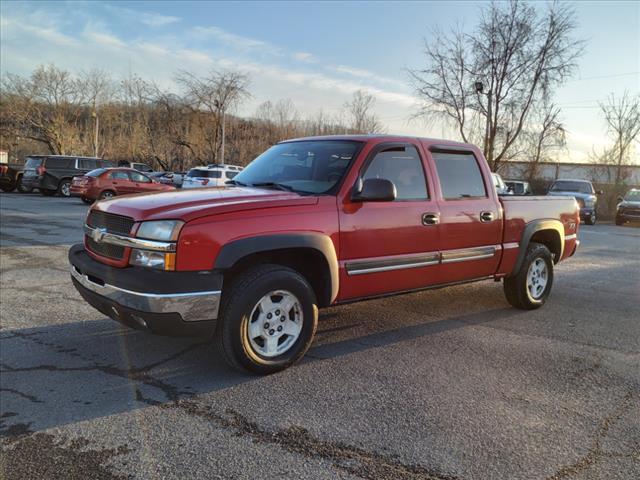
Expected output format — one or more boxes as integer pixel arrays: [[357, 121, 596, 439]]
[[16, 176, 32, 193], [215, 265, 318, 374], [584, 213, 596, 225], [504, 242, 554, 310]]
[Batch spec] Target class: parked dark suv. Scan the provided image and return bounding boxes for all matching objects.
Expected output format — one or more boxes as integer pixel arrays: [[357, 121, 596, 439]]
[[21, 156, 114, 197]]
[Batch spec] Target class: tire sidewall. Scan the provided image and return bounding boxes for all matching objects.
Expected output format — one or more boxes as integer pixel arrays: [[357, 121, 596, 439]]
[[223, 268, 318, 373], [523, 245, 554, 306], [58, 179, 72, 197]]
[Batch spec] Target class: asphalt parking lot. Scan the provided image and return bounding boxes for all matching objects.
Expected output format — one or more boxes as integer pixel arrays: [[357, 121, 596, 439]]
[[1, 191, 638, 480]]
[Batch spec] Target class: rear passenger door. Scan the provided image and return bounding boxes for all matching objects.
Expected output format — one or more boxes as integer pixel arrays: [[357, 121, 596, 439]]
[[429, 148, 502, 283]]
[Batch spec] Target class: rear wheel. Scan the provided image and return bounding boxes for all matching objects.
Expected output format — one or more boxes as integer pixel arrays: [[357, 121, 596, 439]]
[[615, 216, 625, 226], [504, 242, 554, 310], [0, 180, 16, 192], [41, 189, 56, 196], [216, 264, 318, 374], [99, 190, 115, 200], [58, 179, 72, 197]]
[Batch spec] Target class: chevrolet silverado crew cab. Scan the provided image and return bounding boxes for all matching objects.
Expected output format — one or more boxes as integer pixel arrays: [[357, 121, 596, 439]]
[[69, 135, 580, 374]]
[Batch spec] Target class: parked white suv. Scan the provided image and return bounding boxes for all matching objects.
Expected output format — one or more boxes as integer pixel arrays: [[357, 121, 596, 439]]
[[182, 164, 243, 189]]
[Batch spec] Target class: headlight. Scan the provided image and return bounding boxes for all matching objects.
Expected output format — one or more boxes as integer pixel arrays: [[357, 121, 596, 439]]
[[130, 249, 176, 270], [136, 220, 184, 241]]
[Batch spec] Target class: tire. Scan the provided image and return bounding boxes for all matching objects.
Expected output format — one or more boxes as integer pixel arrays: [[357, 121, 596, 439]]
[[99, 190, 115, 200], [615, 217, 624, 226], [16, 176, 32, 193], [41, 188, 56, 196], [57, 179, 72, 197], [215, 264, 318, 374], [504, 242, 554, 310], [584, 213, 596, 225], [0, 181, 16, 193], [81, 196, 93, 204]]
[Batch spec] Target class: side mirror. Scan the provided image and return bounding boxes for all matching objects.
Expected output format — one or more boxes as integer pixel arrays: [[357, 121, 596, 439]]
[[596, 190, 604, 195], [352, 178, 397, 202]]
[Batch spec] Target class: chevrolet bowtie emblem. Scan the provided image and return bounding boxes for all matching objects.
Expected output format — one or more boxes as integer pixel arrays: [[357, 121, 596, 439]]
[[92, 227, 107, 242]]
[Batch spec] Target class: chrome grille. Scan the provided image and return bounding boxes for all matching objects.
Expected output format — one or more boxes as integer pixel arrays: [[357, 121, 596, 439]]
[[87, 211, 134, 236], [86, 236, 125, 260]]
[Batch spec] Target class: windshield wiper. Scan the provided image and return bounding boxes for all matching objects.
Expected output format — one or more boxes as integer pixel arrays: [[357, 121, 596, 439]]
[[250, 182, 297, 192], [225, 179, 248, 186]]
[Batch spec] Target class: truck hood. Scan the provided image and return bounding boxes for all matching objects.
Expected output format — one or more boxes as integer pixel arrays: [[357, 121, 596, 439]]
[[92, 186, 319, 222]]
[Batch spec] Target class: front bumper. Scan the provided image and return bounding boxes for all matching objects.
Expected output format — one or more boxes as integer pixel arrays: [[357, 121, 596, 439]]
[[579, 207, 595, 219], [69, 244, 222, 337]]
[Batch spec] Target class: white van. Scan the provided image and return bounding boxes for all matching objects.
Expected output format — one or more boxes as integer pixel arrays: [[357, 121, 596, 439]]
[[182, 164, 243, 189]]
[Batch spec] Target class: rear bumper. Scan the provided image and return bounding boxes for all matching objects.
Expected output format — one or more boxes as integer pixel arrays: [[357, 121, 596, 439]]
[[579, 208, 595, 219], [69, 244, 222, 337], [20, 175, 41, 189]]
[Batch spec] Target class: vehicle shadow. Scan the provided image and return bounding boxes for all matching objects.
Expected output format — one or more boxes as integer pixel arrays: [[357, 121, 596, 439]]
[[0, 305, 518, 436]]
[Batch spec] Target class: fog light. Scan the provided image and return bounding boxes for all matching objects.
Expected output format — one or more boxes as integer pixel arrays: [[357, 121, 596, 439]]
[[129, 249, 176, 270]]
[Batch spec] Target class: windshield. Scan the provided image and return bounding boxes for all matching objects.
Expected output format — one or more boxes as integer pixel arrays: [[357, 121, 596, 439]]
[[232, 140, 362, 194], [624, 190, 640, 201], [550, 180, 593, 194], [24, 157, 43, 169]]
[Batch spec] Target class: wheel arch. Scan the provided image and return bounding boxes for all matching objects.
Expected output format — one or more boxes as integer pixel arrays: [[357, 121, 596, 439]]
[[511, 219, 564, 276], [214, 233, 339, 307]]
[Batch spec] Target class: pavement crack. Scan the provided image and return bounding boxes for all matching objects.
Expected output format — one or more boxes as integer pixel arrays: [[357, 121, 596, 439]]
[[0, 388, 44, 404], [546, 391, 638, 479], [151, 398, 456, 480]]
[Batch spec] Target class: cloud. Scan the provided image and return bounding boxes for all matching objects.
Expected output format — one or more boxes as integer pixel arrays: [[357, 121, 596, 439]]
[[103, 4, 180, 28], [192, 26, 282, 55], [139, 12, 180, 27], [292, 52, 316, 63], [328, 64, 407, 88], [83, 30, 126, 49]]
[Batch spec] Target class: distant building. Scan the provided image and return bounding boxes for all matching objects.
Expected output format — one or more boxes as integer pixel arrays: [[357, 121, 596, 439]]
[[499, 161, 640, 185]]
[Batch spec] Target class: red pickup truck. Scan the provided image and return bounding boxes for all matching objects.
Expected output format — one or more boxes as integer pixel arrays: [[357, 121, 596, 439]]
[[69, 135, 579, 373]]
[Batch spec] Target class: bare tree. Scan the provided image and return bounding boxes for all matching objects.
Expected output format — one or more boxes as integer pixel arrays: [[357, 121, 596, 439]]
[[176, 70, 250, 162], [343, 90, 385, 134], [522, 103, 566, 181], [80, 69, 115, 156], [410, 0, 584, 171], [599, 92, 640, 185], [1, 64, 86, 154]]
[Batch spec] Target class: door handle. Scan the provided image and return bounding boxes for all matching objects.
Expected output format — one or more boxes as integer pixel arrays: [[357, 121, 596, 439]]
[[480, 211, 494, 222], [422, 213, 439, 226]]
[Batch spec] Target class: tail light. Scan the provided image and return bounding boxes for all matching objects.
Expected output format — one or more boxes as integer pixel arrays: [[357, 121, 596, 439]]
[[0, 165, 7, 175], [36, 165, 46, 175], [201, 179, 209, 185]]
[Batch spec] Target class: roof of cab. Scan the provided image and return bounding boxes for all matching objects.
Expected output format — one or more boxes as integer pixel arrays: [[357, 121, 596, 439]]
[[279, 134, 475, 149]]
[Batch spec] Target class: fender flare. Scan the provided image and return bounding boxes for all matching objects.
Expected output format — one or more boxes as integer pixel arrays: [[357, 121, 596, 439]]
[[214, 233, 339, 304], [511, 219, 565, 276]]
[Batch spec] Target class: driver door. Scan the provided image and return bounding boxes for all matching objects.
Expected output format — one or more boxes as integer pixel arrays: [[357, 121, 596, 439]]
[[339, 142, 441, 300]]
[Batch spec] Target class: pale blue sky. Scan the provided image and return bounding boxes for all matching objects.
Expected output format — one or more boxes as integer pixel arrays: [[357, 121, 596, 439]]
[[2, 1, 638, 162]]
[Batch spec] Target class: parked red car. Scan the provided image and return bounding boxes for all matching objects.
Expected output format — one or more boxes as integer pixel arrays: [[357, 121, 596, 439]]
[[70, 168, 175, 203], [69, 135, 580, 374]]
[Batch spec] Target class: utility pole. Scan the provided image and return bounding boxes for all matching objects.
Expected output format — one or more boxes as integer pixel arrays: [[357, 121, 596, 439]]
[[474, 81, 492, 166], [221, 109, 225, 164], [92, 110, 99, 157]]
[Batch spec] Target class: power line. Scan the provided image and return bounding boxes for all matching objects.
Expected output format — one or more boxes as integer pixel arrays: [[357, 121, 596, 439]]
[[566, 71, 639, 82]]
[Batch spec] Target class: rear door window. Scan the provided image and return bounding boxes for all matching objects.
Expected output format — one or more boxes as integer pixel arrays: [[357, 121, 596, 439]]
[[78, 158, 99, 170], [432, 152, 487, 200], [24, 157, 43, 169], [46, 157, 75, 169]]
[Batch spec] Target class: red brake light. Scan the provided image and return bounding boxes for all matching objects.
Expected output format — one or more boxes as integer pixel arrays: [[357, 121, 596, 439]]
[[0, 165, 7, 174], [36, 165, 46, 175]]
